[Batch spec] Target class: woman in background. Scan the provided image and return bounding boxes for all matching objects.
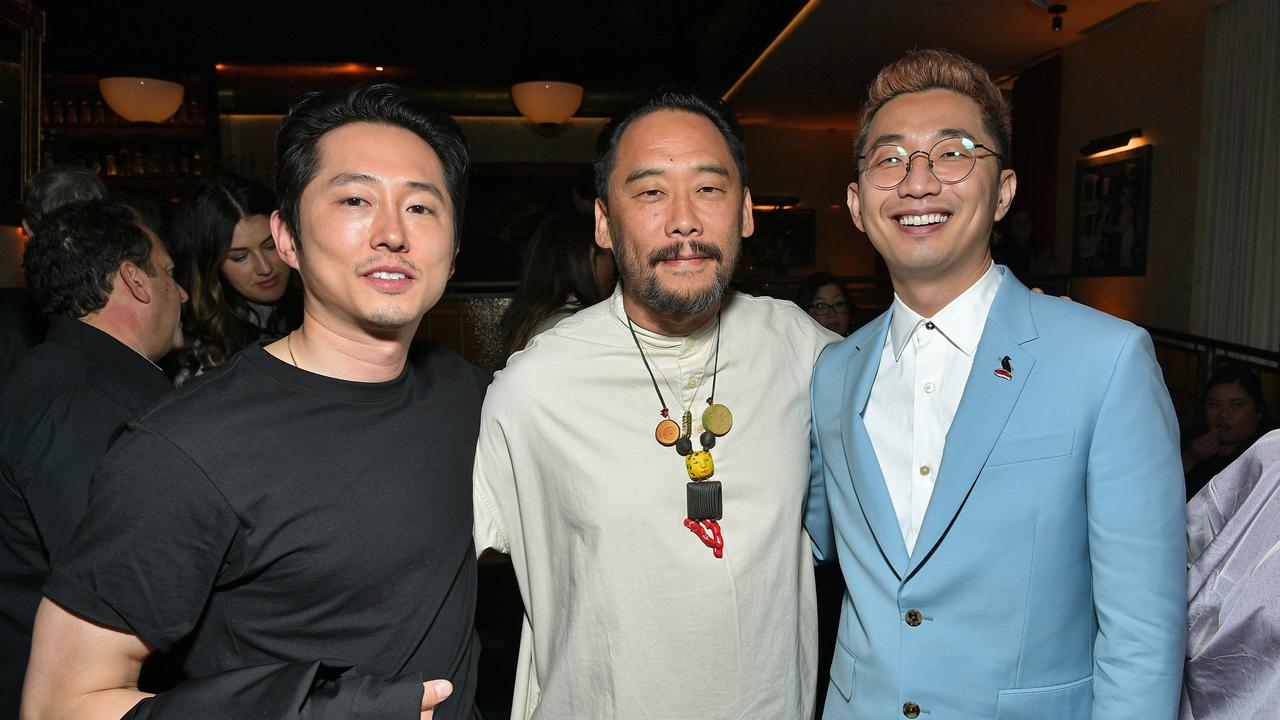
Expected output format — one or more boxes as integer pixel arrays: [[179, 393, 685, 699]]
[[500, 213, 614, 356], [1183, 364, 1269, 500], [168, 174, 300, 382], [798, 271, 855, 337]]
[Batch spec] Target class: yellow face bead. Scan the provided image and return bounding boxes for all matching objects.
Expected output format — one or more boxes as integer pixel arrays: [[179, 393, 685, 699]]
[[686, 450, 715, 480]]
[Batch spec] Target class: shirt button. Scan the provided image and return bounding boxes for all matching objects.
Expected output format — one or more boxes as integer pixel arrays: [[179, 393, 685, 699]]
[[905, 609, 923, 626], [923, 382, 935, 394], [903, 701, 921, 718], [919, 465, 931, 476], [924, 321, 936, 330], [687, 377, 698, 389]]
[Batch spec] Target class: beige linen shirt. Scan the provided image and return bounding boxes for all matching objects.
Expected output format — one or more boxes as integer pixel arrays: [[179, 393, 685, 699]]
[[474, 286, 837, 720]]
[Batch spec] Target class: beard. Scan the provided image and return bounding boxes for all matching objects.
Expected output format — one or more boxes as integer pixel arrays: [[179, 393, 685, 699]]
[[610, 221, 741, 318]]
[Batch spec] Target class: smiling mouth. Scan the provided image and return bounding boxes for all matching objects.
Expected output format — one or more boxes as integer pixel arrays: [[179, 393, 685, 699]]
[[368, 271, 408, 280], [896, 212, 951, 227]]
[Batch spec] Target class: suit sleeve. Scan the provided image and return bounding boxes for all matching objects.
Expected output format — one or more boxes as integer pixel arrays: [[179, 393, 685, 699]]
[[1086, 329, 1185, 717], [804, 349, 837, 564]]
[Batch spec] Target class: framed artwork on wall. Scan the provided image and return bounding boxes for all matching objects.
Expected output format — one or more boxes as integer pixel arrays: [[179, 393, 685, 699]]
[[1072, 145, 1152, 276]]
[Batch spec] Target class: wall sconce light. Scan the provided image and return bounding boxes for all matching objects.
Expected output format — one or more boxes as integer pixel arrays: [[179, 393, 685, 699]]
[[1080, 128, 1142, 156], [98, 77, 184, 122], [510, 81, 584, 127]]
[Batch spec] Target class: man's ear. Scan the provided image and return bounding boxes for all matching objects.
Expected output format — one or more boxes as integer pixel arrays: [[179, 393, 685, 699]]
[[740, 187, 755, 239], [270, 210, 302, 271], [594, 198, 613, 251], [993, 169, 1017, 222], [120, 261, 150, 304], [846, 181, 866, 233]]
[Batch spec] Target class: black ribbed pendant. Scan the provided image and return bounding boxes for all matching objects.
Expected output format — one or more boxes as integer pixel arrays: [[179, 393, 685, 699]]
[[686, 480, 722, 520]]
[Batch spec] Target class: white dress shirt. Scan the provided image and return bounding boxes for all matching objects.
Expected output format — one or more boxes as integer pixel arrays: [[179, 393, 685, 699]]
[[864, 262, 1003, 554]]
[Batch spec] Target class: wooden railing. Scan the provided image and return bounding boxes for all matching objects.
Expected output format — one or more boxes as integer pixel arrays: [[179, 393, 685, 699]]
[[1144, 326, 1280, 430]]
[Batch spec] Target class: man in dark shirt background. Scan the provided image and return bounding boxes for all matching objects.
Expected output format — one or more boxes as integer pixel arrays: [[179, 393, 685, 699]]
[[0, 166, 110, 392], [23, 83, 484, 720], [0, 200, 185, 717]]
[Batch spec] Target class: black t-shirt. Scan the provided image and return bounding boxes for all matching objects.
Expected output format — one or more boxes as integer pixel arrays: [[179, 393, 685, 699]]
[[0, 317, 172, 715], [45, 342, 487, 719]]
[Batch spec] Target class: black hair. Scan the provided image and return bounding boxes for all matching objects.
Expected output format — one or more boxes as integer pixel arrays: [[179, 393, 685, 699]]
[[168, 174, 300, 374], [797, 272, 853, 311], [499, 213, 607, 356], [1205, 364, 1266, 412], [21, 165, 109, 234], [593, 85, 747, 204], [275, 82, 470, 246], [23, 200, 153, 317]]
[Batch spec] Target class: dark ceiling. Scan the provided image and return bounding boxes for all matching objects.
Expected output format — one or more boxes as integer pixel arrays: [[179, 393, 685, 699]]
[[38, 0, 808, 115]]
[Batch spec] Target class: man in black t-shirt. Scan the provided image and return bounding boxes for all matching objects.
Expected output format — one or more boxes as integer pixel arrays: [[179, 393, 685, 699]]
[[23, 84, 480, 720], [0, 201, 183, 717]]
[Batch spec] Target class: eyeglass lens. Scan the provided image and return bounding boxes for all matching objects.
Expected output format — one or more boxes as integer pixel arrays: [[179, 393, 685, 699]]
[[862, 137, 983, 189]]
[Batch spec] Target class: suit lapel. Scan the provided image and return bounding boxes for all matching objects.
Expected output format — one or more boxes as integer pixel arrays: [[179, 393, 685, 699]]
[[840, 313, 910, 578], [906, 273, 1039, 578]]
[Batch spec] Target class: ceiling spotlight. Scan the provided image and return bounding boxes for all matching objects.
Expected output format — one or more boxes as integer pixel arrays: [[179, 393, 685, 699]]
[[1049, 4, 1067, 32]]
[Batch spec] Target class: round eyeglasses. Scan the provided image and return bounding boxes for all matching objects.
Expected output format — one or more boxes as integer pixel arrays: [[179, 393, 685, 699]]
[[857, 136, 1001, 190]]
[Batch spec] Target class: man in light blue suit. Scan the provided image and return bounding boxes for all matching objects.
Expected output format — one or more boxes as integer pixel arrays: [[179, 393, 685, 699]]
[[806, 49, 1185, 719]]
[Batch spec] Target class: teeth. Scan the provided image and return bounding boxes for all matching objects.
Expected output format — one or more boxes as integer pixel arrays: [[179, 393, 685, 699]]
[[898, 213, 950, 226], [369, 271, 407, 280]]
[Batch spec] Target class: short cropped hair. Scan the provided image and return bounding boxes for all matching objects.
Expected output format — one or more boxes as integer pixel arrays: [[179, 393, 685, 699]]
[[275, 82, 470, 247], [593, 85, 748, 203], [21, 165, 109, 234], [855, 49, 1011, 169], [24, 200, 154, 318]]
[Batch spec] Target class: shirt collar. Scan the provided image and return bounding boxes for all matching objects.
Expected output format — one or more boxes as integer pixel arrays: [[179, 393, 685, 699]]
[[886, 262, 1003, 361]]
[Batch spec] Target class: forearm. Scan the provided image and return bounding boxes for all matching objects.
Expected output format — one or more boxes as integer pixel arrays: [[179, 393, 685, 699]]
[[23, 688, 150, 720], [22, 599, 152, 720]]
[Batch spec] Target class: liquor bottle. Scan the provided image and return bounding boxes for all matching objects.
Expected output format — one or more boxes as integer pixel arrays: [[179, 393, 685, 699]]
[[79, 97, 92, 125], [92, 100, 107, 125], [49, 98, 64, 126]]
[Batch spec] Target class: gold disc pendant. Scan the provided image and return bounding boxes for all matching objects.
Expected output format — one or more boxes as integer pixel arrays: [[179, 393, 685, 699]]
[[655, 418, 682, 446], [702, 403, 733, 436]]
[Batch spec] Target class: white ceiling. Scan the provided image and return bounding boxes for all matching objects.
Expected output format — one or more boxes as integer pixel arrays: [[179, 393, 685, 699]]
[[726, 0, 1154, 129]]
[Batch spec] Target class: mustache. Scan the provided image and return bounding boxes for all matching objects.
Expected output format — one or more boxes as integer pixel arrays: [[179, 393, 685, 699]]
[[353, 256, 422, 276], [648, 240, 724, 266]]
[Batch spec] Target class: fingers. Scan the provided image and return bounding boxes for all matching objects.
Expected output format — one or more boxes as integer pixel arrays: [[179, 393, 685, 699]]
[[420, 679, 453, 711]]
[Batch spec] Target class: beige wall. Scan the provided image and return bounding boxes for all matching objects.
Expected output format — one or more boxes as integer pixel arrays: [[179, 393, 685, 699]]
[[1055, 0, 1207, 329], [742, 125, 877, 276]]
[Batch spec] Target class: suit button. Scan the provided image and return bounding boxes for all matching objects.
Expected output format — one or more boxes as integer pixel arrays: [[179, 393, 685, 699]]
[[905, 609, 923, 626], [903, 701, 920, 718]]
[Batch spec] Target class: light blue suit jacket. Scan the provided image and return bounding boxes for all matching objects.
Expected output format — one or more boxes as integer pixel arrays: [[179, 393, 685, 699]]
[[806, 269, 1185, 719]]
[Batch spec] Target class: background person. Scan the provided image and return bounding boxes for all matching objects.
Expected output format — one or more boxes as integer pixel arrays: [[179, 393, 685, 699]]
[[798, 271, 855, 336], [498, 212, 614, 356], [1183, 364, 1268, 500], [168, 174, 300, 382], [0, 200, 185, 716]]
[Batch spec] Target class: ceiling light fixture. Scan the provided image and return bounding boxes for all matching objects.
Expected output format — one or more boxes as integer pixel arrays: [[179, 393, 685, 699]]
[[1080, 128, 1142, 156], [510, 81, 584, 127], [1049, 3, 1067, 32], [98, 77, 185, 122]]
